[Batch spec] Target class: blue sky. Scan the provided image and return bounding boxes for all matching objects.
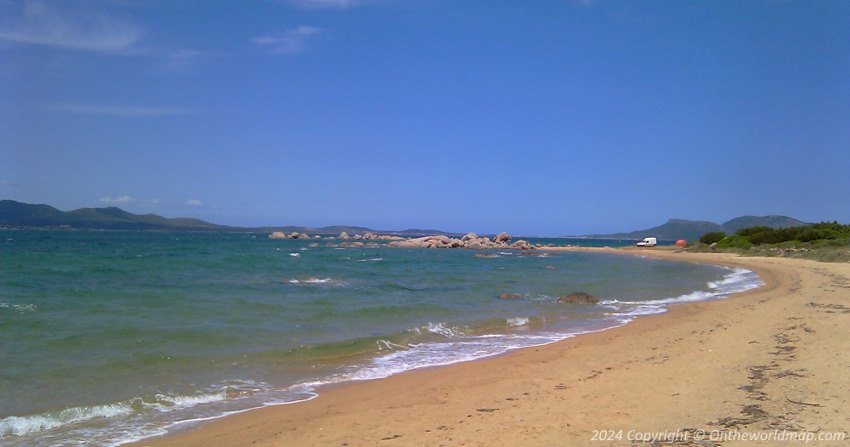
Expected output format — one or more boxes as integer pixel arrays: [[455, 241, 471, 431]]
[[1, 0, 848, 235]]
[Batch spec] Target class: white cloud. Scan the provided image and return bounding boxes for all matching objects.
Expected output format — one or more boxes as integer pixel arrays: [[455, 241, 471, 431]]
[[252, 26, 322, 55], [0, 0, 144, 52], [186, 199, 202, 206], [99, 195, 135, 204], [52, 103, 195, 117]]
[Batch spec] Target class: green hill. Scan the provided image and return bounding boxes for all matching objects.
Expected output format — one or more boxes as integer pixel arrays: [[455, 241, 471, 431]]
[[586, 215, 809, 242], [0, 200, 230, 231], [587, 219, 726, 241], [0, 200, 451, 236], [721, 215, 805, 234]]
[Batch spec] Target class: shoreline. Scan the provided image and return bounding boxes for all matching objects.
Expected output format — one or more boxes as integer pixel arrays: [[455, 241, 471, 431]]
[[131, 248, 850, 446]]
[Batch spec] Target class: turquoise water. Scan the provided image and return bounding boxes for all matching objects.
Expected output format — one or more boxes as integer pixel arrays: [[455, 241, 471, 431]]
[[0, 230, 761, 446]]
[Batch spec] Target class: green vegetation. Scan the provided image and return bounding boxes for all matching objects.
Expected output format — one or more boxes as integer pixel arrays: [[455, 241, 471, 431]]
[[715, 234, 753, 250], [732, 222, 850, 245], [699, 231, 726, 245], [692, 222, 850, 262]]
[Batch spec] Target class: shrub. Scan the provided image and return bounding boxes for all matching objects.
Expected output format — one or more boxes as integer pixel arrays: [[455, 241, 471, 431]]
[[716, 235, 752, 249], [736, 226, 772, 237], [699, 231, 726, 245]]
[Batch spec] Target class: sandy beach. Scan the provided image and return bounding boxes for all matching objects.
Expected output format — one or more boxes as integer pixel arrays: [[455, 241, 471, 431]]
[[133, 248, 849, 447]]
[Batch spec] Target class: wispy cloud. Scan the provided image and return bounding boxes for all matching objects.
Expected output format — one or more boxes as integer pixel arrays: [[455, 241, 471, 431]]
[[252, 26, 322, 55], [99, 195, 135, 204], [186, 199, 202, 206], [284, 0, 361, 10], [0, 0, 144, 52], [52, 103, 195, 117]]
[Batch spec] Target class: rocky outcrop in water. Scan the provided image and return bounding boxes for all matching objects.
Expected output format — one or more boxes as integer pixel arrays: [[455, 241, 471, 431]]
[[387, 232, 537, 250], [269, 231, 311, 240]]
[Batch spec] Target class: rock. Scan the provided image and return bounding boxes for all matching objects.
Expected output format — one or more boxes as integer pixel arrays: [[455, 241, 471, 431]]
[[339, 232, 350, 240], [385, 232, 536, 251], [429, 235, 451, 244], [498, 293, 522, 300], [493, 232, 512, 244], [268, 231, 287, 239], [378, 235, 404, 241], [558, 292, 599, 305], [475, 253, 500, 258]]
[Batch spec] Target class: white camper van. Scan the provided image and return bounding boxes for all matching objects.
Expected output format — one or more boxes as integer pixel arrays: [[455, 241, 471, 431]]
[[635, 237, 657, 247]]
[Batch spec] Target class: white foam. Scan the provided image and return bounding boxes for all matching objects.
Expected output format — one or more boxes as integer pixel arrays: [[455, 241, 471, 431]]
[[0, 302, 37, 313], [287, 277, 340, 285], [375, 339, 405, 351], [425, 322, 466, 338], [600, 267, 763, 318], [288, 252, 300, 257], [0, 402, 134, 438], [154, 391, 227, 409], [506, 317, 530, 327]]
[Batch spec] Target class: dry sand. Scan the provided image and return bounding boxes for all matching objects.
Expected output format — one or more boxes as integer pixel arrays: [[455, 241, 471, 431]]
[[133, 248, 850, 446]]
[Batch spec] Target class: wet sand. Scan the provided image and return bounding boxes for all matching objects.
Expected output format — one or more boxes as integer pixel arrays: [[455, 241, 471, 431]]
[[133, 248, 850, 446]]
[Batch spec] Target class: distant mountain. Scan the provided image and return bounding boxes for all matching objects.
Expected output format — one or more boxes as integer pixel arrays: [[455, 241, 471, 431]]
[[587, 219, 726, 242], [0, 200, 232, 231], [586, 215, 808, 242], [0, 200, 451, 236], [721, 215, 806, 234]]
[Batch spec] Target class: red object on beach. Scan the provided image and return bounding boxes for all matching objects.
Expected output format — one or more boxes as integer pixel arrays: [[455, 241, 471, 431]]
[[675, 240, 687, 247]]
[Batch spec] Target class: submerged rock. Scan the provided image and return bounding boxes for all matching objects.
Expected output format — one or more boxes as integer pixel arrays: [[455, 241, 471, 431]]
[[558, 292, 600, 305], [498, 293, 523, 300]]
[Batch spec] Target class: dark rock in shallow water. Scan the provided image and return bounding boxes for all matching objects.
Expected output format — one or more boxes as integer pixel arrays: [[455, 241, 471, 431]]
[[558, 292, 599, 304], [498, 293, 523, 300], [475, 253, 500, 258]]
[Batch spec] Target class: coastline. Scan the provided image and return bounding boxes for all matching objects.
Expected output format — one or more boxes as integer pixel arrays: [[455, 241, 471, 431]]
[[131, 248, 850, 446]]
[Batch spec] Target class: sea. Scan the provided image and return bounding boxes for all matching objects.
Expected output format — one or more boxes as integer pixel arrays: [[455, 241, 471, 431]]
[[0, 230, 763, 446]]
